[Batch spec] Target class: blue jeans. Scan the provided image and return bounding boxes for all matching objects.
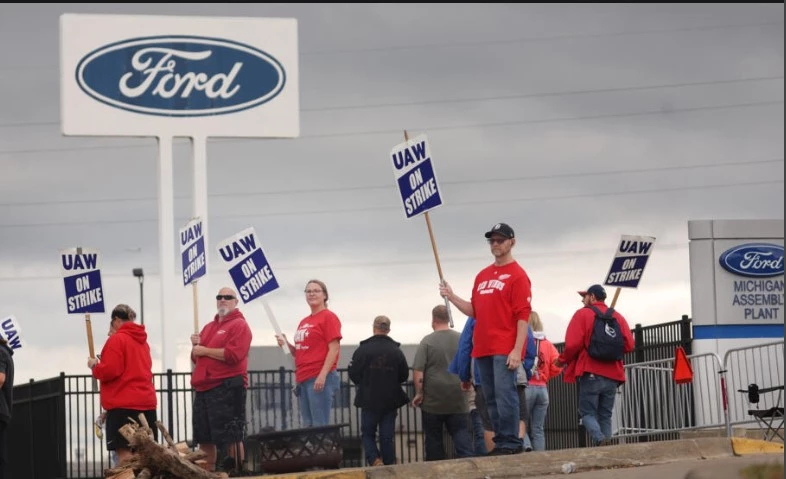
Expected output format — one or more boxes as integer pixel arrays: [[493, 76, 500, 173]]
[[297, 371, 340, 427], [475, 355, 522, 451], [578, 373, 618, 444], [421, 411, 474, 461], [525, 385, 549, 451], [469, 408, 487, 455], [361, 408, 397, 465]]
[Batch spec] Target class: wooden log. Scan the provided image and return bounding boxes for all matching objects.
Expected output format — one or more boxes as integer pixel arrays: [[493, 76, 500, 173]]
[[119, 424, 222, 479], [184, 450, 207, 462], [104, 463, 141, 477], [175, 441, 192, 454], [107, 469, 135, 479], [155, 420, 177, 450]]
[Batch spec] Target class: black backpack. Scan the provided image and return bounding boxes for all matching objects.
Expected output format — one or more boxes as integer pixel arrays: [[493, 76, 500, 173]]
[[586, 305, 624, 361]]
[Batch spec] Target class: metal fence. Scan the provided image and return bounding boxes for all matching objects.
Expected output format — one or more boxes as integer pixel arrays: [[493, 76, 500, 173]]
[[12, 315, 695, 478], [613, 340, 784, 443]]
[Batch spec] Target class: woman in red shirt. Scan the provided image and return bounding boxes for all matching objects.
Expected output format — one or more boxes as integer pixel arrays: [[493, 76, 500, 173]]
[[277, 279, 343, 427]]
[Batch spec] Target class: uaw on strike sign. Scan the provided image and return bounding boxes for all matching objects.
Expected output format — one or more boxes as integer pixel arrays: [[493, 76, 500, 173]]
[[604, 235, 657, 289], [216, 227, 279, 303], [390, 134, 443, 218], [60, 247, 106, 313], [180, 218, 206, 286]]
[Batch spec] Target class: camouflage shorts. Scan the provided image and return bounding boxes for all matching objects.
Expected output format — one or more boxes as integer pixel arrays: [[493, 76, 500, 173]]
[[193, 376, 247, 445]]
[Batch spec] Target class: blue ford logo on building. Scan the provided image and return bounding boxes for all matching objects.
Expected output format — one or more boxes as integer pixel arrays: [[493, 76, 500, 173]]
[[719, 243, 784, 278], [75, 35, 286, 117]]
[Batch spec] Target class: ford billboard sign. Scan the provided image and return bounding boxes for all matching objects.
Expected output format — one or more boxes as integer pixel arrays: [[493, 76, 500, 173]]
[[75, 35, 286, 117], [719, 243, 784, 278]]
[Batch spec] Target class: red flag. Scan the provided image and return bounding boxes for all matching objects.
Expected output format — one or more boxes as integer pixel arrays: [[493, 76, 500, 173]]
[[673, 346, 694, 384]]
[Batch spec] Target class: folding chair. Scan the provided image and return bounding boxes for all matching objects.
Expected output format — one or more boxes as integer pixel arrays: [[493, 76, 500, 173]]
[[737, 383, 784, 442]]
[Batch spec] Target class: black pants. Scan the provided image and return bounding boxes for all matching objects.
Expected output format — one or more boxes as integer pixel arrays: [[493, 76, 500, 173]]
[[0, 421, 7, 479]]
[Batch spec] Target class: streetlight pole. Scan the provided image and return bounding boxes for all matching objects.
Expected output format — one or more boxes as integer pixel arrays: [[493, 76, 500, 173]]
[[132, 268, 144, 325]]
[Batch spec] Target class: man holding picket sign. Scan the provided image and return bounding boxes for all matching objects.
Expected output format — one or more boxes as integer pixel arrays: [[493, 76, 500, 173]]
[[555, 234, 655, 446], [440, 222, 533, 455]]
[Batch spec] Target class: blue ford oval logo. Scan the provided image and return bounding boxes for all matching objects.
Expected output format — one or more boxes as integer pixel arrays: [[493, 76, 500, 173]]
[[719, 243, 784, 278], [75, 35, 286, 117]]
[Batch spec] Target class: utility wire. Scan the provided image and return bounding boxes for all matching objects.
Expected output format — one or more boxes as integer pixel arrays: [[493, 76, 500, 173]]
[[0, 179, 780, 229], [0, 242, 690, 281], [0, 99, 781, 157], [0, 158, 781, 208], [1, 75, 781, 128]]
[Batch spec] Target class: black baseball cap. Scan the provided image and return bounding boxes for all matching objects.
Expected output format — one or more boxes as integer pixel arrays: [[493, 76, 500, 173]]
[[578, 284, 607, 300], [484, 223, 515, 239]]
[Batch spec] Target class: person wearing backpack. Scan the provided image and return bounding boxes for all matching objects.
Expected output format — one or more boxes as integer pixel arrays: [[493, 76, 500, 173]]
[[554, 284, 634, 446]]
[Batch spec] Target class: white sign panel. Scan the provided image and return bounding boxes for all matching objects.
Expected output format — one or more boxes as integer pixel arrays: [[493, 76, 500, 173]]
[[604, 235, 656, 289], [390, 134, 444, 218], [0, 316, 23, 351], [180, 218, 206, 286], [60, 247, 106, 314], [216, 227, 280, 303], [60, 14, 299, 138]]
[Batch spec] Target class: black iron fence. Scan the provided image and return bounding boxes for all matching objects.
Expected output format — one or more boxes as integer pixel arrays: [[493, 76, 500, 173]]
[[11, 315, 692, 478]]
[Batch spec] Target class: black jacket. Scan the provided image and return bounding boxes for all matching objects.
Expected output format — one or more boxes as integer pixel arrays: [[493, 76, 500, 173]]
[[348, 335, 410, 410]]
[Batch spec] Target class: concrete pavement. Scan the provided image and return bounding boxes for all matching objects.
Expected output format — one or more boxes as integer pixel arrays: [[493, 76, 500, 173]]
[[253, 437, 783, 479]]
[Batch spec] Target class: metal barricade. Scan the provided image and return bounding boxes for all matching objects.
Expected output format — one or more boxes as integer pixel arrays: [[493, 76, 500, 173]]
[[722, 341, 784, 434], [615, 352, 726, 440]]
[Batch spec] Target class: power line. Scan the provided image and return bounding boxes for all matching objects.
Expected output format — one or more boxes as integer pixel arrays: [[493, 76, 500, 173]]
[[0, 99, 781, 157], [4, 19, 778, 72], [301, 21, 785, 55], [0, 179, 780, 229], [0, 242, 690, 281], [0, 158, 780, 208], [1, 75, 781, 128]]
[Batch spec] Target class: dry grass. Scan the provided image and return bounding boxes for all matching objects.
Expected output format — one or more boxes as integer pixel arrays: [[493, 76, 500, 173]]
[[740, 462, 784, 479]]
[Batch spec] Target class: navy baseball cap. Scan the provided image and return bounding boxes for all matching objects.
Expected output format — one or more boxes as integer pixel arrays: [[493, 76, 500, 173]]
[[578, 284, 607, 300], [484, 223, 515, 239]]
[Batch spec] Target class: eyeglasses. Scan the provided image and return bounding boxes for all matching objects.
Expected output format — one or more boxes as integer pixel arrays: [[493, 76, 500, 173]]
[[487, 238, 508, 245], [304, 289, 323, 294], [216, 294, 235, 301]]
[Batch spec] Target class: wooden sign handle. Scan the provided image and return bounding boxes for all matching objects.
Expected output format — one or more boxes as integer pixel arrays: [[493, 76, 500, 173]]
[[610, 287, 621, 309], [192, 281, 200, 334], [86, 313, 96, 358]]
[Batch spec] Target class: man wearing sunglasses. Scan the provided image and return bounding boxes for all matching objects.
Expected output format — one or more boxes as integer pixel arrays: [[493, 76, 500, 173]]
[[439, 222, 532, 455], [190, 287, 253, 473]]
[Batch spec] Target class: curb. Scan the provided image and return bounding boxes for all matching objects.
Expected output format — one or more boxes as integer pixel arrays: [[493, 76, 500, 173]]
[[250, 437, 778, 478], [731, 437, 785, 455]]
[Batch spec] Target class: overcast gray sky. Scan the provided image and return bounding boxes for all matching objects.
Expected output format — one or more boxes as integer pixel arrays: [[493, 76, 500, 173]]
[[0, 3, 783, 383]]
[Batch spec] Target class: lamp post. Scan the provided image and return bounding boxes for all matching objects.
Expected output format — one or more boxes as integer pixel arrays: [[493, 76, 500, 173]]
[[132, 268, 144, 325]]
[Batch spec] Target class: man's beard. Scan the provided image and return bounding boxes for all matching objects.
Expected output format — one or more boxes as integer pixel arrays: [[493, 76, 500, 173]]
[[218, 307, 231, 317]]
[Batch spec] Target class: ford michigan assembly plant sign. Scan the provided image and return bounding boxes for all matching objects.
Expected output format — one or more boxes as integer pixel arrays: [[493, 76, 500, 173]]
[[60, 14, 299, 137]]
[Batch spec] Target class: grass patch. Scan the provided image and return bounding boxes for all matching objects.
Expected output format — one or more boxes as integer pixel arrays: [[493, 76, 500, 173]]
[[740, 462, 784, 479]]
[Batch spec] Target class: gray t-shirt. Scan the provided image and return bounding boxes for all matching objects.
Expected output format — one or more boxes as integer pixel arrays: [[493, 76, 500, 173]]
[[413, 329, 468, 415]]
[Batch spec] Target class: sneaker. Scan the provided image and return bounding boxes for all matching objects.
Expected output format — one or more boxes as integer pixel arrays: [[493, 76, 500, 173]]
[[487, 447, 523, 456], [371, 458, 384, 466], [524, 446, 533, 452]]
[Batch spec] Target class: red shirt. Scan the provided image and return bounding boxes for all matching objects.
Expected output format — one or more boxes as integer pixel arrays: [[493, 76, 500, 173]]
[[92, 322, 156, 411], [470, 261, 532, 358], [294, 309, 342, 384], [190, 309, 253, 392], [558, 301, 635, 384]]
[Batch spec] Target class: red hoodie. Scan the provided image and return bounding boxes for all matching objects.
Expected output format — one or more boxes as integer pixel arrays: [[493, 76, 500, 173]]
[[558, 301, 634, 384], [190, 309, 252, 392], [92, 321, 156, 411]]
